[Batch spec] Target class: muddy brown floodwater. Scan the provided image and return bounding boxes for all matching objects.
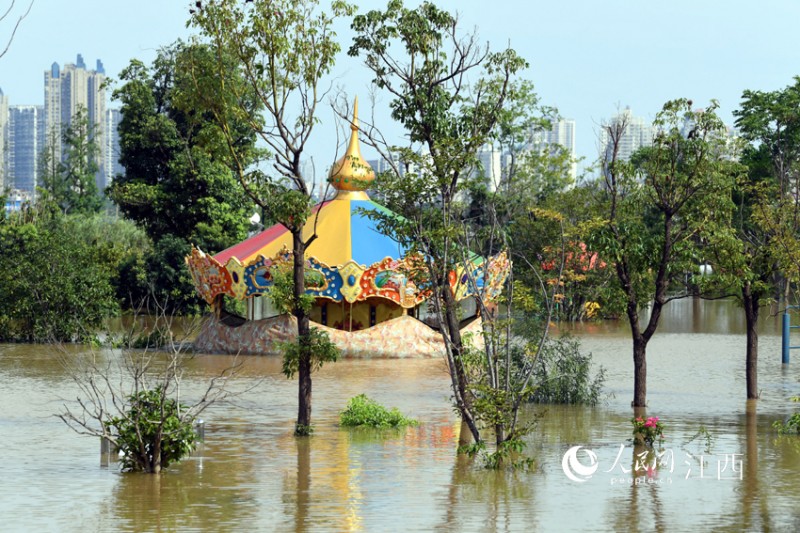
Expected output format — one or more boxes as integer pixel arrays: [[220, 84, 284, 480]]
[[2, 298, 800, 531]]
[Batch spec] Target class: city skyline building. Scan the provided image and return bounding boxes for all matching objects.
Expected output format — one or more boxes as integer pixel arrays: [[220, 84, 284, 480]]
[[44, 54, 108, 191], [7, 105, 44, 194], [1, 55, 117, 199], [599, 106, 655, 163], [105, 108, 123, 185], [531, 118, 578, 181], [0, 88, 8, 190], [472, 145, 502, 192]]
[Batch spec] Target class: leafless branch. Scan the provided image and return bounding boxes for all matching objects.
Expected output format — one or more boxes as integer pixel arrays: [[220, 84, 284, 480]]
[[0, 0, 33, 59], [56, 295, 258, 471]]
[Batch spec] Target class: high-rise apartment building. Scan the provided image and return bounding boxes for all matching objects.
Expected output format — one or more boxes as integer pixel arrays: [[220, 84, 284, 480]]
[[7, 105, 44, 194], [599, 107, 654, 162], [367, 153, 416, 178], [44, 54, 107, 191], [534, 118, 576, 153], [0, 88, 8, 190], [43, 62, 62, 159], [105, 108, 123, 185], [531, 118, 577, 181]]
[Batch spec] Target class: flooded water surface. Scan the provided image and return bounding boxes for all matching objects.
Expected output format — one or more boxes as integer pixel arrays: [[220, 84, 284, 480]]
[[2, 299, 800, 531]]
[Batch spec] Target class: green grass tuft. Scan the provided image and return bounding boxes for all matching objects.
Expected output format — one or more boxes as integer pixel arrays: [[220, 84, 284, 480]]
[[339, 394, 418, 428]]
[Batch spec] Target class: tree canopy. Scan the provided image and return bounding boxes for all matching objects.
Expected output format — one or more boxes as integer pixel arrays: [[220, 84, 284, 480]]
[[108, 41, 257, 253]]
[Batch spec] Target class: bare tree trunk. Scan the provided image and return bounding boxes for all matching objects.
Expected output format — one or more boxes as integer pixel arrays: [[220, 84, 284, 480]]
[[293, 231, 312, 432], [632, 335, 647, 408], [458, 419, 473, 448], [152, 433, 162, 474], [440, 283, 481, 444], [743, 283, 759, 399], [296, 436, 311, 528], [623, 293, 649, 408], [495, 424, 505, 448]]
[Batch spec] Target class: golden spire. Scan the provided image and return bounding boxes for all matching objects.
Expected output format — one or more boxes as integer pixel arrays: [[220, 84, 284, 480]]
[[328, 97, 375, 192]]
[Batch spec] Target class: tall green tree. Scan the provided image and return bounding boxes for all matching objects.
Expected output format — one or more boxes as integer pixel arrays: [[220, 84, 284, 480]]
[[108, 42, 259, 312], [734, 77, 800, 199], [723, 78, 800, 397], [38, 106, 103, 215], [37, 127, 65, 205], [60, 106, 103, 214], [591, 99, 735, 408], [109, 42, 256, 253], [0, 204, 118, 342], [350, 1, 541, 461], [734, 77, 800, 301], [702, 143, 774, 400], [190, 0, 353, 435]]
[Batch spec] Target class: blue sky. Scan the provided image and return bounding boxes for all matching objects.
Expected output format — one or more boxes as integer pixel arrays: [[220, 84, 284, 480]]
[[2, 0, 800, 177]]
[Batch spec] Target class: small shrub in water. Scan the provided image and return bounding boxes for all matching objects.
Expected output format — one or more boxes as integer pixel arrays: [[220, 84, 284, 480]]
[[104, 387, 197, 472], [460, 439, 536, 471], [340, 394, 418, 428], [773, 412, 800, 435], [528, 336, 606, 406], [130, 328, 173, 349]]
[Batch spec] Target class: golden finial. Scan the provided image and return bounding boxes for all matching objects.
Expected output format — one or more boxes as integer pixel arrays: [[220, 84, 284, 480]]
[[328, 97, 375, 192]]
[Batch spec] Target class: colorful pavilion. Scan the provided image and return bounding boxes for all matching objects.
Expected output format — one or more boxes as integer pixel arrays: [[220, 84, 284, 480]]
[[185, 101, 510, 357]]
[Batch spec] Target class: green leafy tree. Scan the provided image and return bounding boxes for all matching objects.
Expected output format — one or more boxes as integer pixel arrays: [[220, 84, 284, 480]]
[[350, 1, 545, 465], [56, 211, 153, 312], [110, 42, 256, 252], [109, 42, 259, 312], [0, 204, 118, 342], [37, 127, 66, 204], [733, 77, 800, 305], [699, 78, 800, 400], [734, 77, 800, 199], [590, 99, 736, 407], [190, 0, 353, 435], [38, 107, 103, 215], [703, 146, 774, 399], [59, 106, 103, 214]]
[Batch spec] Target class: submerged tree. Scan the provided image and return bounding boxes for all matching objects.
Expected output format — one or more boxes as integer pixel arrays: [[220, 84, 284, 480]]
[[58, 308, 244, 473], [733, 77, 800, 305], [703, 147, 772, 400], [350, 0, 557, 466], [190, 0, 354, 435], [591, 99, 735, 407], [0, 201, 118, 342]]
